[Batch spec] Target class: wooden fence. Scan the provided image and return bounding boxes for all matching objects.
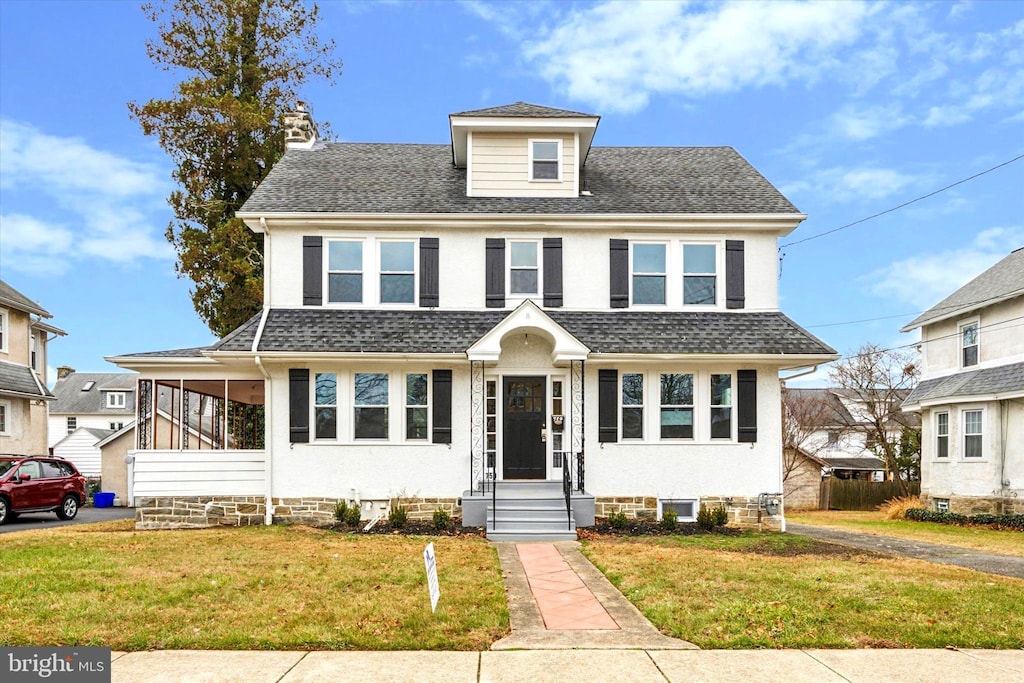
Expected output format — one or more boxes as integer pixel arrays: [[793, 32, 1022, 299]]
[[819, 478, 920, 511]]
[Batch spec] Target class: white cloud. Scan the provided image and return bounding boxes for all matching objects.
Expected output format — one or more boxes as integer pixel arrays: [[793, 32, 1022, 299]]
[[0, 119, 171, 274], [782, 166, 917, 203], [866, 227, 1024, 309], [830, 103, 912, 141]]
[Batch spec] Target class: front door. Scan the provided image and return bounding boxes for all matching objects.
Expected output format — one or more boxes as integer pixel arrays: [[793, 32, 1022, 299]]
[[503, 377, 546, 479]]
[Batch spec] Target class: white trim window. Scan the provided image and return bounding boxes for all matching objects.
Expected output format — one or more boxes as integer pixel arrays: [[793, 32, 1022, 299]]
[[314, 373, 338, 439], [405, 373, 429, 441], [509, 241, 540, 296], [935, 498, 950, 512], [710, 373, 733, 439], [0, 400, 10, 436], [682, 244, 717, 305], [354, 373, 389, 440], [632, 243, 667, 305], [935, 412, 949, 458], [963, 409, 983, 458], [0, 308, 7, 353], [106, 391, 126, 409], [660, 373, 694, 439], [379, 240, 416, 304], [327, 240, 364, 303], [529, 139, 561, 181], [66, 416, 77, 434], [621, 373, 645, 439], [659, 499, 697, 522], [30, 330, 38, 369], [960, 321, 979, 368], [109, 421, 124, 431]]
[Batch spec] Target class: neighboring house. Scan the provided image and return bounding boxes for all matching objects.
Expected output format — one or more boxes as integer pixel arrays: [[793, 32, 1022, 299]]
[[47, 370, 136, 448], [783, 447, 827, 510], [51, 426, 114, 478], [0, 280, 65, 453], [902, 247, 1024, 515], [98, 422, 136, 506], [111, 102, 837, 536]]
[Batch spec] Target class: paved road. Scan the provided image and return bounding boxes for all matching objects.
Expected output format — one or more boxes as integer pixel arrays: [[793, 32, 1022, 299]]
[[787, 523, 1024, 579], [0, 506, 134, 534]]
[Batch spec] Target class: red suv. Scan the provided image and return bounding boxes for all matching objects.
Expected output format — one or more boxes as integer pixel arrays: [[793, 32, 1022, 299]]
[[0, 455, 86, 525]]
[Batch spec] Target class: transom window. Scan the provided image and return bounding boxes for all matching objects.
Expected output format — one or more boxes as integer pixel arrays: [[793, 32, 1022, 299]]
[[710, 373, 732, 439], [660, 373, 694, 439], [354, 373, 389, 439], [936, 412, 949, 458], [682, 244, 717, 305], [315, 373, 337, 439], [106, 392, 126, 409], [380, 241, 415, 303], [328, 240, 363, 303], [632, 244, 667, 305], [405, 374, 428, 440], [509, 242, 540, 295], [960, 321, 979, 367], [530, 140, 560, 180], [621, 373, 644, 439], [963, 409, 982, 458]]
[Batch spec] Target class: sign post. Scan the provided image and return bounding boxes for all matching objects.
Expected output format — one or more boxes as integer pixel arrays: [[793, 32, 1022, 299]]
[[423, 542, 440, 612]]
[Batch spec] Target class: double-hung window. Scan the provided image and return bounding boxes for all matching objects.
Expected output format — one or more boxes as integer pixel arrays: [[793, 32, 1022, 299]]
[[621, 373, 644, 439], [0, 308, 7, 352], [682, 244, 717, 305], [354, 373, 388, 439], [960, 321, 979, 367], [710, 373, 732, 439], [632, 244, 667, 305], [0, 401, 9, 435], [405, 374, 428, 440], [530, 140, 560, 180], [106, 392, 126, 409], [328, 241, 363, 303], [509, 241, 540, 296], [935, 412, 949, 458], [660, 373, 694, 439], [380, 241, 415, 304], [315, 373, 337, 439], [963, 410, 982, 458], [30, 332, 37, 369], [66, 416, 77, 434]]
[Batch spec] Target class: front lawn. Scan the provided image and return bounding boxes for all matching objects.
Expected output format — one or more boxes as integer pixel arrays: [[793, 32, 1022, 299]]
[[0, 522, 508, 650], [786, 510, 1024, 557], [582, 533, 1024, 649]]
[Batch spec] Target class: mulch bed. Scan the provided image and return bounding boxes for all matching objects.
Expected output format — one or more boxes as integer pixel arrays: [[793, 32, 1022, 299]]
[[321, 517, 749, 539], [322, 518, 487, 537], [581, 518, 742, 539]]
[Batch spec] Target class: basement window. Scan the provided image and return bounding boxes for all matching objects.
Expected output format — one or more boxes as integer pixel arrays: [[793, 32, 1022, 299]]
[[659, 499, 697, 522], [934, 498, 950, 512]]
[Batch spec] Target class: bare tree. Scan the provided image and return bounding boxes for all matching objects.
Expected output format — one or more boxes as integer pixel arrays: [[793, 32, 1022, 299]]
[[829, 343, 921, 495], [780, 386, 846, 484]]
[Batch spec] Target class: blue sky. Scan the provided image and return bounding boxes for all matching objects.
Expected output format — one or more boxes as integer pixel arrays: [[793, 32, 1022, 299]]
[[1, 0, 1022, 386]]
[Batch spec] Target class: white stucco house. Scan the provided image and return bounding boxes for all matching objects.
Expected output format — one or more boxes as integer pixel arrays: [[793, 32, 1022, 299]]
[[110, 102, 837, 538], [902, 247, 1024, 515]]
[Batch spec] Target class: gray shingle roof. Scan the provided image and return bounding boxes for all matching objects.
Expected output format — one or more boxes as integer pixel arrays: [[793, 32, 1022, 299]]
[[112, 346, 211, 359], [0, 280, 51, 317], [903, 361, 1024, 406], [239, 144, 799, 215], [49, 372, 137, 415], [0, 360, 51, 399], [212, 308, 836, 356], [451, 101, 597, 118], [901, 247, 1024, 331], [822, 457, 886, 471]]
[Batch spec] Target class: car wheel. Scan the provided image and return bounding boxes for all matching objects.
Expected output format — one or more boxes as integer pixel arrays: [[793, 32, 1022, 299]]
[[57, 495, 79, 521], [0, 498, 8, 525]]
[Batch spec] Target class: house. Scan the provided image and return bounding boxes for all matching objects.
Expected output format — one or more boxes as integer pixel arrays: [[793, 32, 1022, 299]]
[[901, 247, 1024, 515], [0, 280, 65, 453], [48, 370, 136, 446], [97, 422, 136, 506], [110, 102, 837, 537]]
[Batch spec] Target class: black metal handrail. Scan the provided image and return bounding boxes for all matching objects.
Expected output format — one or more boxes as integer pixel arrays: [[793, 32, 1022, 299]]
[[576, 450, 585, 492], [562, 456, 572, 530]]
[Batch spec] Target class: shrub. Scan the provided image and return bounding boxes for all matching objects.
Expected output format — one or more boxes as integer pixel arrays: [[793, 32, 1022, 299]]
[[433, 507, 451, 531], [334, 500, 350, 522], [86, 478, 102, 498], [905, 508, 1024, 530], [695, 504, 714, 531], [607, 510, 629, 529], [661, 507, 678, 531], [389, 505, 408, 529], [343, 504, 363, 527], [711, 504, 729, 527], [905, 508, 968, 524], [879, 495, 922, 520]]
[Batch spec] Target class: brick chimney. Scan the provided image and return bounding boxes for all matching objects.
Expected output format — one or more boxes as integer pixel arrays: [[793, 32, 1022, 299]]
[[57, 365, 75, 379], [283, 101, 318, 148]]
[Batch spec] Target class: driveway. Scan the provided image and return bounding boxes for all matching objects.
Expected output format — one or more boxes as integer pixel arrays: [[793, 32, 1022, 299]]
[[0, 506, 134, 534], [787, 523, 1024, 580]]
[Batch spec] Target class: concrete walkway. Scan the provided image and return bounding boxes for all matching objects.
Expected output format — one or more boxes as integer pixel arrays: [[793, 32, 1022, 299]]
[[787, 523, 1024, 579]]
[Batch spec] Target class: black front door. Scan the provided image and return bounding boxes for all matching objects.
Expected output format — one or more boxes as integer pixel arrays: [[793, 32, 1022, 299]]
[[503, 377, 546, 479]]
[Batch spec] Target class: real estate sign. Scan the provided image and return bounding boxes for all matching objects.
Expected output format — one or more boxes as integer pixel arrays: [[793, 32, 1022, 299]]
[[424, 542, 440, 612]]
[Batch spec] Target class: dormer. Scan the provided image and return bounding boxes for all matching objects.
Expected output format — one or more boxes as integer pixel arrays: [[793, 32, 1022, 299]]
[[449, 102, 600, 199]]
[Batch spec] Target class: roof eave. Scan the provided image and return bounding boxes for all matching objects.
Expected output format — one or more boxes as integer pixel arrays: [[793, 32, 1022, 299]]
[[900, 289, 1024, 332]]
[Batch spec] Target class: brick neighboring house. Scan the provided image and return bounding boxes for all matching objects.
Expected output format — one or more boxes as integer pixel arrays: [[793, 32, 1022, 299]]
[[902, 247, 1024, 515], [0, 280, 65, 453], [111, 102, 837, 535]]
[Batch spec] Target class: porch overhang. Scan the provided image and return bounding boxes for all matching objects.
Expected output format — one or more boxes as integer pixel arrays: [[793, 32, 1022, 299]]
[[466, 300, 590, 364]]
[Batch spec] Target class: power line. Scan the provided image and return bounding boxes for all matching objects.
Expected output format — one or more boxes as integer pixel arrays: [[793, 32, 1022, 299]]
[[780, 153, 1024, 249], [804, 291, 1022, 329]]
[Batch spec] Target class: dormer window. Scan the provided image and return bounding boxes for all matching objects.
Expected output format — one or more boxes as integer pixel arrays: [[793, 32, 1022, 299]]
[[529, 140, 560, 181], [509, 241, 540, 296], [960, 321, 979, 367], [106, 392, 126, 409]]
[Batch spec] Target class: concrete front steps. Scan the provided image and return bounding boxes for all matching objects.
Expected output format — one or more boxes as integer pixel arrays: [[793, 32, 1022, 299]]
[[462, 481, 593, 542]]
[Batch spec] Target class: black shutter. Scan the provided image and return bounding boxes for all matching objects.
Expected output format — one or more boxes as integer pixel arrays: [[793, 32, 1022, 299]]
[[303, 236, 323, 306], [598, 369, 618, 443], [419, 237, 439, 307], [737, 369, 757, 443], [485, 238, 505, 308], [432, 369, 452, 444], [609, 239, 629, 308], [726, 240, 745, 309], [289, 368, 310, 443], [543, 237, 563, 307]]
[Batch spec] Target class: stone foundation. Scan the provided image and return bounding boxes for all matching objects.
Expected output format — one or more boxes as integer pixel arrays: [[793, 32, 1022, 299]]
[[594, 495, 781, 529], [271, 496, 462, 525], [135, 496, 266, 530], [919, 493, 1024, 516]]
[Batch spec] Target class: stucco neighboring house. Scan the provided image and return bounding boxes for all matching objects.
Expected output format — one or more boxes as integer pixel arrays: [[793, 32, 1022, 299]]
[[0, 280, 65, 454], [901, 247, 1024, 515], [98, 422, 136, 506], [47, 370, 136, 448], [110, 102, 837, 537]]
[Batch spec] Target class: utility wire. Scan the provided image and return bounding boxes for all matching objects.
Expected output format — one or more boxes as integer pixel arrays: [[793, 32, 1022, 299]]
[[804, 290, 1022, 329], [780, 153, 1024, 249]]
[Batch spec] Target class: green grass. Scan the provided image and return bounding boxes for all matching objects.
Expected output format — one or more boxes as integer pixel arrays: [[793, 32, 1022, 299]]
[[787, 510, 1024, 557], [0, 522, 508, 650], [583, 533, 1024, 649]]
